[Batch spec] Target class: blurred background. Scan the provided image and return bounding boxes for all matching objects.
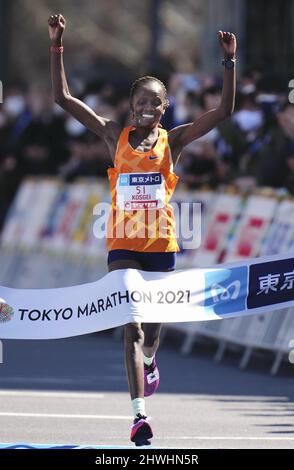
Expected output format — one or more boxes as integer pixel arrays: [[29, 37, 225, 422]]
[[0, 0, 294, 449], [0, 0, 294, 229], [0, 0, 294, 228]]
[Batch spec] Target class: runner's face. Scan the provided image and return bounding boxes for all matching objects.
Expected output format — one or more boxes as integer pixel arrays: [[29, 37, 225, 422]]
[[131, 82, 166, 128]]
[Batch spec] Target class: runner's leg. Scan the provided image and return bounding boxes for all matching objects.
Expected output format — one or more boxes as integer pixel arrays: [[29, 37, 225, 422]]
[[108, 259, 144, 400], [142, 323, 162, 358], [108, 258, 153, 444]]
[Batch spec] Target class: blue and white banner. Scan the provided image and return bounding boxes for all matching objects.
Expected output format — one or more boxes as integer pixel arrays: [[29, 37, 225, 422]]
[[0, 253, 293, 339]]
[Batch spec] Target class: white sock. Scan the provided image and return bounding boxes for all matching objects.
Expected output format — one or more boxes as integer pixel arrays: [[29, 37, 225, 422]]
[[143, 353, 154, 366], [132, 398, 146, 418]]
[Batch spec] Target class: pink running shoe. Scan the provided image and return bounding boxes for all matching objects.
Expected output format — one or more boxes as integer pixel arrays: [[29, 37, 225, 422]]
[[144, 357, 160, 397], [130, 414, 153, 446]]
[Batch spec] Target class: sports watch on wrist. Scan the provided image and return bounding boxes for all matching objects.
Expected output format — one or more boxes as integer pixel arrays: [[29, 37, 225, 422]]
[[222, 57, 236, 69]]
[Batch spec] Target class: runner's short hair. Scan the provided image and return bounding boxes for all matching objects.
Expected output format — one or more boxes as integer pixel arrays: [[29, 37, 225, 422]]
[[130, 76, 169, 108]]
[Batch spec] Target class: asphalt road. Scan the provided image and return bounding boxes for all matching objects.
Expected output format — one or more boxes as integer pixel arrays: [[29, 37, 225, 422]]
[[0, 330, 294, 449]]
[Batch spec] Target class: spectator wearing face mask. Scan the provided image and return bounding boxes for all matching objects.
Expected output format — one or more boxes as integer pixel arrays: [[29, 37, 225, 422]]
[[255, 103, 294, 190], [180, 85, 246, 188], [0, 86, 30, 155], [16, 87, 68, 175], [233, 90, 264, 140]]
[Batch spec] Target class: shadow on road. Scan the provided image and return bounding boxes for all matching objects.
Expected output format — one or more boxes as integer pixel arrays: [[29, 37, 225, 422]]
[[1, 329, 294, 436]]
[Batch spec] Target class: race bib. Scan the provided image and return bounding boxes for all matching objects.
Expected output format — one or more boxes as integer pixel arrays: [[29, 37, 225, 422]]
[[116, 172, 166, 211]]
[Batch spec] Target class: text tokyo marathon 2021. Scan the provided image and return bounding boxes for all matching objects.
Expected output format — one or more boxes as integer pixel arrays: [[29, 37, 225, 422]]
[[17, 289, 192, 322]]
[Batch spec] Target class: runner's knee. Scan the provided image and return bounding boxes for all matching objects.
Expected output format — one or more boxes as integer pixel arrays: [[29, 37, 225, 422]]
[[143, 324, 161, 348], [144, 335, 160, 349], [124, 323, 144, 345]]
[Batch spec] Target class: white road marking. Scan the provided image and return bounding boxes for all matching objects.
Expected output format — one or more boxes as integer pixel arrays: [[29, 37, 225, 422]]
[[159, 436, 294, 441], [0, 390, 105, 399], [77, 436, 294, 441], [0, 412, 132, 420], [0, 376, 124, 383]]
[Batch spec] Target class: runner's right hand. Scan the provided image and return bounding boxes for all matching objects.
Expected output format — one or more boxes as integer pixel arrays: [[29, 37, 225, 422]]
[[48, 14, 66, 43]]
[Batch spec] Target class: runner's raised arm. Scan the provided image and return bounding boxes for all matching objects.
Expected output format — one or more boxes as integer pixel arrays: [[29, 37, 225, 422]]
[[48, 14, 120, 157]]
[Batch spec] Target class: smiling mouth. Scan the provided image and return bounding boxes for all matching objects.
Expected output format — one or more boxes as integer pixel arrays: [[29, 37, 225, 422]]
[[142, 114, 155, 119]]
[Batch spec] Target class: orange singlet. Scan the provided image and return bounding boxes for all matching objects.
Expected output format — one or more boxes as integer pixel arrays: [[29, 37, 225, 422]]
[[106, 125, 179, 253]]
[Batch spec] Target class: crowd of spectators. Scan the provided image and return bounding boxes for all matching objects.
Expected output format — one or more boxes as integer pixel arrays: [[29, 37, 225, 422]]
[[0, 69, 293, 228]]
